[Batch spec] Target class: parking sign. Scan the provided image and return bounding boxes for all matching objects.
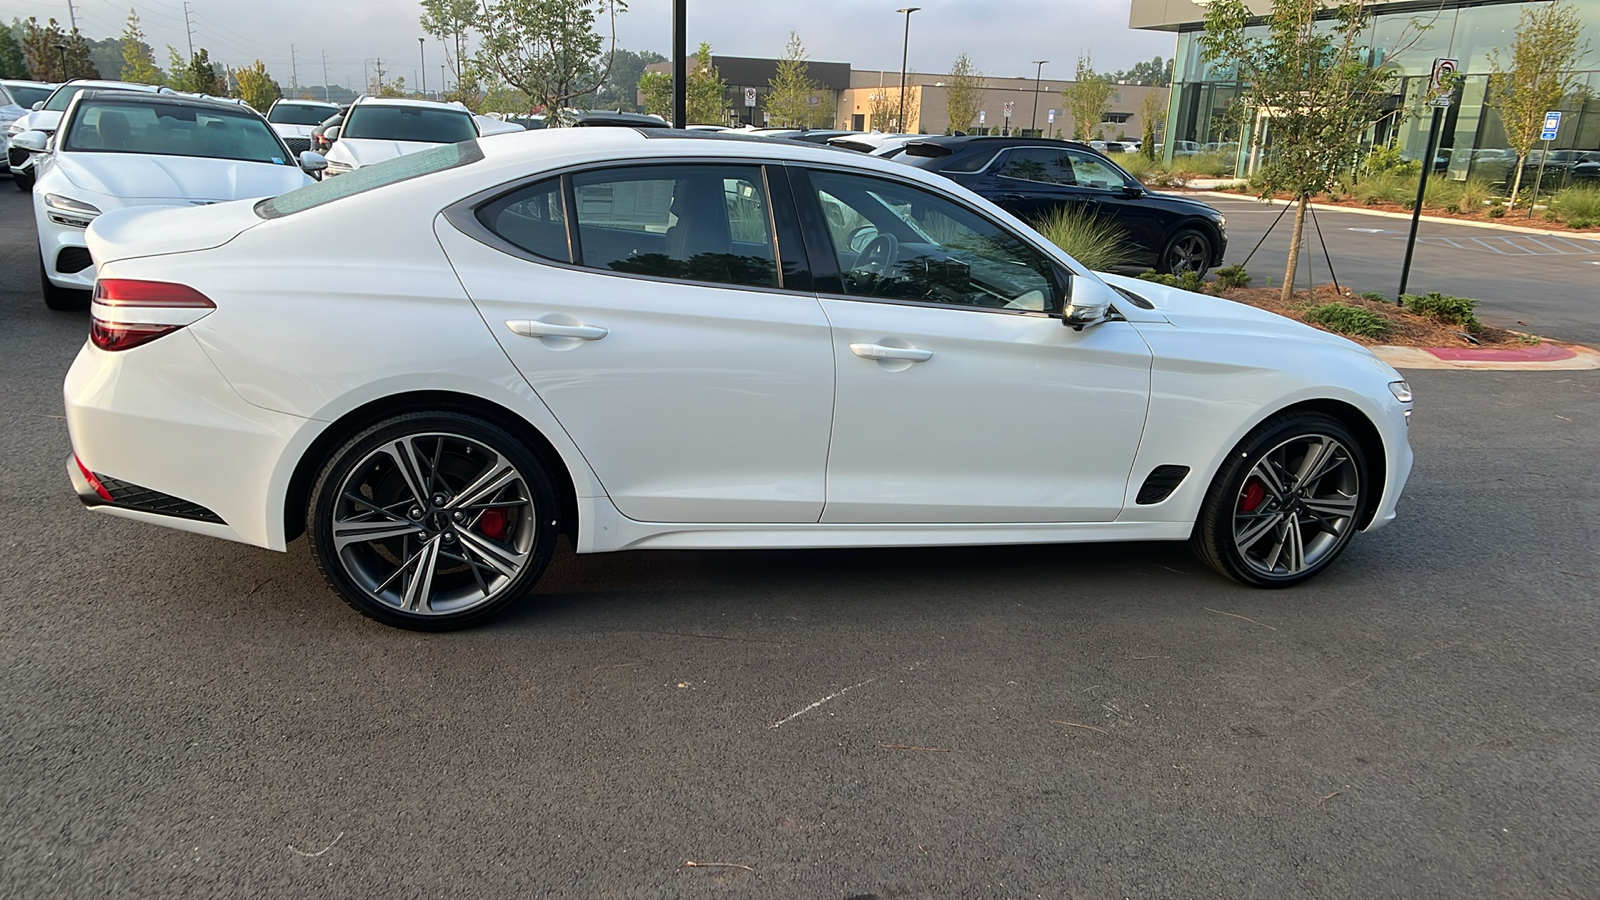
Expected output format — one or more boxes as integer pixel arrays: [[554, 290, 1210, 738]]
[[1003, 101, 1014, 118], [1047, 109, 1056, 124], [744, 87, 756, 107], [979, 110, 986, 125], [1542, 111, 1562, 141]]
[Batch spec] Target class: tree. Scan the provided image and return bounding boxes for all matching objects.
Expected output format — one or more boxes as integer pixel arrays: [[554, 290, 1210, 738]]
[[481, 83, 534, 114], [119, 9, 163, 84], [165, 46, 194, 91], [944, 51, 986, 134], [687, 42, 726, 124], [234, 59, 281, 110], [1487, 3, 1588, 208], [473, 0, 626, 119], [1139, 89, 1167, 160], [1061, 52, 1111, 142], [766, 32, 823, 128], [868, 85, 917, 132], [1201, 0, 1400, 302], [60, 27, 98, 79], [594, 47, 665, 111], [1108, 56, 1173, 87], [420, 0, 480, 100], [0, 25, 28, 79], [22, 18, 96, 81], [637, 69, 671, 119], [184, 48, 224, 95]]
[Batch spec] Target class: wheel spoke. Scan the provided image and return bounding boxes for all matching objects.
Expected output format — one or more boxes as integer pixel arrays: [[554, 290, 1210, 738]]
[[1292, 437, 1335, 486], [383, 438, 433, 506], [1236, 510, 1286, 549], [333, 518, 421, 549], [400, 538, 443, 612], [1253, 460, 1290, 500], [449, 458, 521, 510], [454, 527, 527, 579]]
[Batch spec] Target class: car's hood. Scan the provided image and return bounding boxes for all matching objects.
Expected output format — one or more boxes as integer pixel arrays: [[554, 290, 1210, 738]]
[[271, 123, 317, 139], [86, 199, 267, 265], [331, 138, 444, 167], [1144, 190, 1225, 216], [1099, 272, 1371, 354], [57, 153, 311, 203], [12, 109, 62, 134]]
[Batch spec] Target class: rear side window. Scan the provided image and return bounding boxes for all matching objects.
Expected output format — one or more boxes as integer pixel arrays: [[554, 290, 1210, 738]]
[[478, 178, 569, 262], [942, 148, 1001, 173], [255, 141, 483, 218]]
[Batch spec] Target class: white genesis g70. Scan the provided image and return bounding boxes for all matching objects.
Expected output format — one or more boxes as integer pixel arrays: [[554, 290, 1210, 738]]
[[65, 128, 1414, 630]]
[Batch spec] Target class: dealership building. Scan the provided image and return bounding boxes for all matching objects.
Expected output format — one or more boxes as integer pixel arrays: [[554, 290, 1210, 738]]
[[1130, 0, 1600, 183]]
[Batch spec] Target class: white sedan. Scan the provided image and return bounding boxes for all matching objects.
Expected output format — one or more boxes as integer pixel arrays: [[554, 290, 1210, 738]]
[[321, 97, 481, 176], [66, 128, 1414, 630], [8, 79, 170, 190], [25, 89, 315, 308]]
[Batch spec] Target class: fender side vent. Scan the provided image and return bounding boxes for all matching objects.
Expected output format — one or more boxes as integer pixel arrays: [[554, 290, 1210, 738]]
[[56, 247, 94, 274], [1136, 465, 1190, 505]]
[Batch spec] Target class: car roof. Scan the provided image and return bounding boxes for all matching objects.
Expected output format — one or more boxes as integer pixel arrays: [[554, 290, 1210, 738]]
[[273, 98, 339, 107], [907, 134, 1096, 151], [57, 79, 166, 92], [350, 96, 470, 112], [75, 89, 261, 114], [3, 79, 56, 88]]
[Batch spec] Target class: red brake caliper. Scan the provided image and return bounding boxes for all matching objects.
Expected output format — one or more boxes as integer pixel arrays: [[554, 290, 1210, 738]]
[[477, 508, 510, 541], [1239, 479, 1267, 513]]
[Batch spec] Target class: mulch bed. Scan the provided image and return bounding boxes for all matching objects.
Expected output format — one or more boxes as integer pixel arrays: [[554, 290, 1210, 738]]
[[1212, 284, 1536, 348]]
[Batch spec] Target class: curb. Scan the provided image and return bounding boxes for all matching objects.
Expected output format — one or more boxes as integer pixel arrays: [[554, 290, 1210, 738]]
[[1372, 342, 1600, 371], [1200, 192, 1600, 244]]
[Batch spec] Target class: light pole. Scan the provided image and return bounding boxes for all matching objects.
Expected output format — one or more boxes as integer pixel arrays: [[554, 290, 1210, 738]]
[[896, 7, 920, 132], [1030, 60, 1048, 135], [419, 38, 426, 97]]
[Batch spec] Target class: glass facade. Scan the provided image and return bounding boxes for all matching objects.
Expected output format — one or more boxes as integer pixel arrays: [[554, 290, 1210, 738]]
[[1163, 0, 1600, 191]]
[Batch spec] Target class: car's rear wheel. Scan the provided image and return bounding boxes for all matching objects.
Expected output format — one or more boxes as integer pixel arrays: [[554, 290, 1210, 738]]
[[1191, 412, 1368, 587], [307, 412, 559, 630], [39, 257, 88, 311], [1160, 228, 1213, 278]]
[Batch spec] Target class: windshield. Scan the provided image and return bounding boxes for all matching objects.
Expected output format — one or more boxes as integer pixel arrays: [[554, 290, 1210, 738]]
[[62, 99, 290, 165], [6, 84, 52, 108], [341, 105, 477, 143], [268, 103, 339, 126], [256, 140, 483, 219]]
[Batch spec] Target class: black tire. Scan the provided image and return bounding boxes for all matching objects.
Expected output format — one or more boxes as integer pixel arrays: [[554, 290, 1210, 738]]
[[40, 256, 89, 311], [1159, 227, 1213, 278], [13, 168, 32, 192], [1190, 411, 1369, 588], [307, 411, 560, 630]]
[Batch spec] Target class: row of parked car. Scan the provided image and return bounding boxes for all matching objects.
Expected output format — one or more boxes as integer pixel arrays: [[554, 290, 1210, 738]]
[[9, 78, 1229, 311]]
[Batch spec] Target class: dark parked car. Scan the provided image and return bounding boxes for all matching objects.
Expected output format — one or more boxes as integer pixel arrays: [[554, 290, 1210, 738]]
[[900, 136, 1228, 276]]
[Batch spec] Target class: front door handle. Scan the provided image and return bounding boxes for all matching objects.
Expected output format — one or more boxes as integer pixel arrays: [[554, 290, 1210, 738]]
[[849, 343, 933, 362], [506, 319, 608, 341]]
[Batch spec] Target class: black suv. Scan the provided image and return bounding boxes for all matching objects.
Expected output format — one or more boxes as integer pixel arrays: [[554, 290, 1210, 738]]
[[900, 136, 1227, 276]]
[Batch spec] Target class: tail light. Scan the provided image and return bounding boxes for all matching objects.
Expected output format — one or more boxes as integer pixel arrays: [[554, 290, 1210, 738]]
[[90, 279, 216, 352]]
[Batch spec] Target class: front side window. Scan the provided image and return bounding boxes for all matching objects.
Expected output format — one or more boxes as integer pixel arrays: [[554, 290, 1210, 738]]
[[806, 169, 1057, 312], [341, 105, 477, 143], [569, 165, 778, 289], [44, 84, 92, 112], [63, 100, 289, 165]]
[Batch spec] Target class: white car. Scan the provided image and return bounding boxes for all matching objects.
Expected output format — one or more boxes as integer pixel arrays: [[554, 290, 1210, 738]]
[[0, 80, 54, 134], [473, 114, 526, 136], [321, 96, 479, 176], [828, 132, 924, 158], [265, 98, 341, 157], [8, 79, 170, 190], [26, 90, 315, 309], [66, 128, 1414, 630]]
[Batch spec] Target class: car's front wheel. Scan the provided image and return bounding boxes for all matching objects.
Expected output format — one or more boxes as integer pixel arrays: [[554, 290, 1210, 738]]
[[13, 168, 32, 192], [1191, 412, 1369, 587], [40, 257, 88, 311], [1160, 228, 1213, 278], [307, 412, 560, 630]]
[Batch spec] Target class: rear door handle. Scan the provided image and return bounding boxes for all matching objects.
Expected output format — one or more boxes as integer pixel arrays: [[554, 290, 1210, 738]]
[[849, 343, 933, 362], [506, 319, 608, 341]]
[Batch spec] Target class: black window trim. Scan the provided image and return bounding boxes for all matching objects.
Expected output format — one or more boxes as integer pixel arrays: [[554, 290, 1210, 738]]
[[783, 162, 1073, 320], [442, 157, 814, 298]]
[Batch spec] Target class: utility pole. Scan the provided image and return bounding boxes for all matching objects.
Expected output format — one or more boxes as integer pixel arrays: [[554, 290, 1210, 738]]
[[64, 0, 77, 31], [321, 51, 330, 102], [374, 58, 384, 92], [895, 7, 920, 132], [290, 44, 299, 91], [1029, 60, 1048, 135], [183, 2, 195, 59], [419, 38, 426, 96]]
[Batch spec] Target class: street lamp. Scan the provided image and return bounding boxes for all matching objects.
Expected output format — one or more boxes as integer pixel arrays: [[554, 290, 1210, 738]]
[[419, 38, 426, 97], [896, 7, 920, 132], [54, 42, 67, 78], [1030, 60, 1049, 135]]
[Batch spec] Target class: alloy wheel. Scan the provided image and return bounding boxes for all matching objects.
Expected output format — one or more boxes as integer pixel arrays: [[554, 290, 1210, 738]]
[[1229, 433, 1360, 578], [1166, 232, 1210, 274]]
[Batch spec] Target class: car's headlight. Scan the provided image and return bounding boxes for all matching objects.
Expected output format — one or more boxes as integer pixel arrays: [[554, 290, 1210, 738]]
[[1388, 380, 1413, 403], [44, 193, 102, 228]]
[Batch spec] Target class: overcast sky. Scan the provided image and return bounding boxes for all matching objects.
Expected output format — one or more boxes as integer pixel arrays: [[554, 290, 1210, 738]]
[[7, 0, 1176, 89]]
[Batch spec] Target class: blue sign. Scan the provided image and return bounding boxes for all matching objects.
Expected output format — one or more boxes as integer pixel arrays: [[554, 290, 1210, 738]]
[[1542, 111, 1562, 141]]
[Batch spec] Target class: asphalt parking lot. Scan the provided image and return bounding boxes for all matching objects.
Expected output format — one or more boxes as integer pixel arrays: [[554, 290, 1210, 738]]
[[2, 185, 1598, 899]]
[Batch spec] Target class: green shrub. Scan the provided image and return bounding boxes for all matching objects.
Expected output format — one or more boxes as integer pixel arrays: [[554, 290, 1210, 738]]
[[1138, 269, 1207, 293], [1032, 204, 1138, 272], [1358, 291, 1388, 302], [1552, 184, 1600, 226], [1423, 175, 1464, 211], [1402, 291, 1482, 332], [1213, 263, 1251, 290], [1354, 171, 1409, 206], [1488, 205, 1506, 218], [1118, 154, 1157, 181], [1456, 177, 1492, 213], [1303, 302, 1392, 339], [1362, 144, 1421, 178]]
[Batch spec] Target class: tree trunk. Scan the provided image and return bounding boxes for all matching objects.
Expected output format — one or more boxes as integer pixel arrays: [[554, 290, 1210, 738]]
[[1281, 193, 1309, 305], [1507, 154, 1527, 210]]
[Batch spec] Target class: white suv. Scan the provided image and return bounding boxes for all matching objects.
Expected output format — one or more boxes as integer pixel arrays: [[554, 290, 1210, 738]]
[[321, 96, 479, 177]]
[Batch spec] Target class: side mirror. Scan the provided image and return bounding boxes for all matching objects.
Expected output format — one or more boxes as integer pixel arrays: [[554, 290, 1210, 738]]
[[1121, 183, 1145, 198], [30, 101, 43, 111], [298, 150, 328, 173], [323, 126, 340, 142], [1062, 274, 1115, 330], [11, 130, 49, 153]]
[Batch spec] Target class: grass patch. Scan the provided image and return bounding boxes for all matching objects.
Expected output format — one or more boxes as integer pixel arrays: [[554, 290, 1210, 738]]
[[1552, 184, 1600, 228], [1352, 171, 1410, 206], [1302, 301, 1393, 339], [1032, 204, 1138, 272]]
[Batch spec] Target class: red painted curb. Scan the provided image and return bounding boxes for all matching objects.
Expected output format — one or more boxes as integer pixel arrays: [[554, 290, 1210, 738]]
[[1426, 344, 1577, 362]]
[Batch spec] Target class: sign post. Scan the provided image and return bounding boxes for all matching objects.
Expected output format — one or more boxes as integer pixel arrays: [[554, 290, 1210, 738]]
[[1397, 58, 1458, 302], [1528, 110, 1562, 219], [1003, 101, 1013, 136]]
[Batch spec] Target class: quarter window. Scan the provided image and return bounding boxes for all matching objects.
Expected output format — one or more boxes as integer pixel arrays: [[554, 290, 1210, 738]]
[[569, 165, 778, 289], [478, 178, 569, 262], [806, 169, 1057, 312]]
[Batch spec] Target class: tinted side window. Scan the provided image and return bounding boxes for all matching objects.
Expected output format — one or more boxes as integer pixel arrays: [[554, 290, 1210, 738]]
[[570, 165, 778, 289], [478, 178, 569, 262], [1062, 149, 1128, 190], [805, 169, 1056, 312], [941, 148, 1001, 173], [997, 148, 1074, 185]]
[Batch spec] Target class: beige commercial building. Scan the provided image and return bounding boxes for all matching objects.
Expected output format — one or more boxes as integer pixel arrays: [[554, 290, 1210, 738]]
[[836, 69, 1166, 140]]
